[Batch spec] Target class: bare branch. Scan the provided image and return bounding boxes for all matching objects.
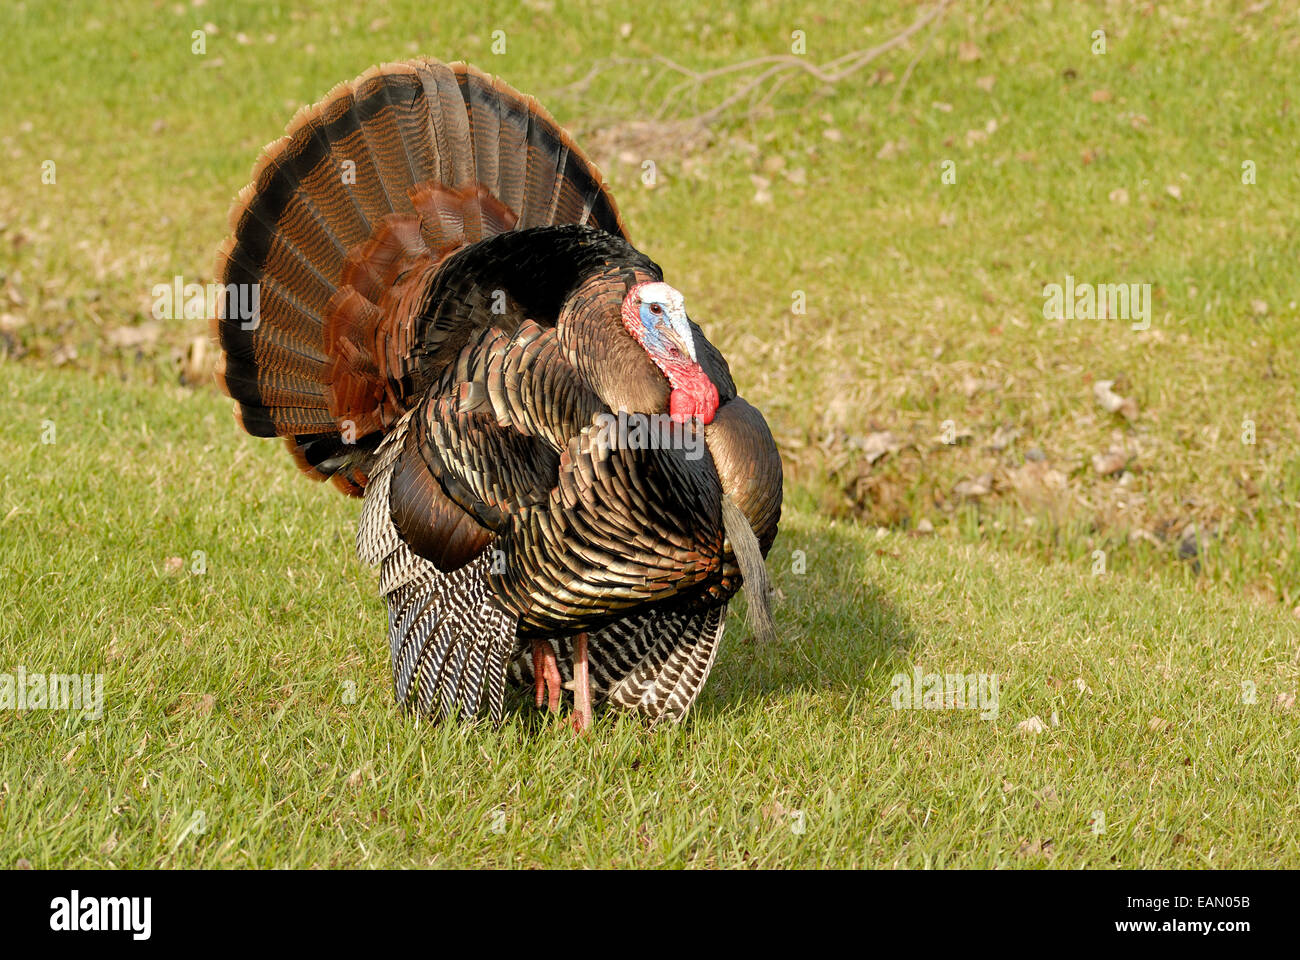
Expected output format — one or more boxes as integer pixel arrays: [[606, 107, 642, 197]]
[[552, 1, 953, 130]]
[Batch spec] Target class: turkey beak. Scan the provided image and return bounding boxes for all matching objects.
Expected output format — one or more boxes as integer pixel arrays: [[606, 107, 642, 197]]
[[665, 319, 698, 362]]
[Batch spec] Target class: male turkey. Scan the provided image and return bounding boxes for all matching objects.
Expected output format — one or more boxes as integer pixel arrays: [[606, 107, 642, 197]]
[[212, 58, 782, 731]]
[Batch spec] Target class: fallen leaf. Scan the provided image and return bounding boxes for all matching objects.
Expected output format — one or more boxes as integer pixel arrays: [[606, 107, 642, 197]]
[[106, 322, 162, 350], [760, 800, 795, 823], [953, 475, 993, 499], [49, 344, 78, 366], [1008, 461, 1067, 507], [1017, 716, 1046, 736], [933, 425, 973, 445], [856, 431, 902, 465], [987, 425, 1021, 451], [876, 139, 907, 160], [1092, 447, 1127, 476], [1093, 380, 1138, 420], [1016, 837, 1055, 858], [960, 373, 989, 398]]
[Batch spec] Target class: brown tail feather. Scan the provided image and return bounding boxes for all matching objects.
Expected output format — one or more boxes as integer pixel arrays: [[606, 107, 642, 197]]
[[214, 58, 626, 495]]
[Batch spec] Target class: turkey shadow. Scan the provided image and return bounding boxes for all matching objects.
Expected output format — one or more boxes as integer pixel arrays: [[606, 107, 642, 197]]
[[691, 518, 918, 717], [499, 517, 917, 730]]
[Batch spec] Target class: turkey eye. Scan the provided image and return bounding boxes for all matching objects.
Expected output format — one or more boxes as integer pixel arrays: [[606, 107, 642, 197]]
[[649, 303, 663, 315]]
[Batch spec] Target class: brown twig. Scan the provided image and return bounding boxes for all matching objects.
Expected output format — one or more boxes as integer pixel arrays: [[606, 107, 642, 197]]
[[553, 0, 953, 129]]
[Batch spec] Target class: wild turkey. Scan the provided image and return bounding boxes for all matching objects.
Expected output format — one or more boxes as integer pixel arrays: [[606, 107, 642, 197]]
[[212, 58, 782, 731]]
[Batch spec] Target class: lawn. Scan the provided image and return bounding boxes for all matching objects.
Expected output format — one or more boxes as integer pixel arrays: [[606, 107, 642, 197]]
[[0, 0, 1297, 867]]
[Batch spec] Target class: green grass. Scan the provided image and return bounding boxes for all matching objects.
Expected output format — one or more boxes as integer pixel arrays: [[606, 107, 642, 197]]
[[4, 0, 1300, 601], [1, 0, 1298, 867], [3, 365, 1296, 868]]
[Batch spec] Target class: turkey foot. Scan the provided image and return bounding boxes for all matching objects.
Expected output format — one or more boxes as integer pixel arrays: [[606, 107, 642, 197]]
[[532, 639, 562, 713], [570, 632, 592, 734]]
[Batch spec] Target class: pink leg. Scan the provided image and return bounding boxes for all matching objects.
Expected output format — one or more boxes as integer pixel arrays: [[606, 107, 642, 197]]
[[532, 639, 561, 713], [571, 632, 592, 734]]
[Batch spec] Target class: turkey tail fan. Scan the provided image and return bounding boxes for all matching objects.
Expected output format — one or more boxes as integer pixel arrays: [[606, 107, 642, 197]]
[[213, 58, 627, 495], [721, 494, 776, 645]]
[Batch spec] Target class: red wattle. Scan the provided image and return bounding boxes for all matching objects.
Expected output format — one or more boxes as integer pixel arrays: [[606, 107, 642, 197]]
[[669, 376, 719, 425]]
